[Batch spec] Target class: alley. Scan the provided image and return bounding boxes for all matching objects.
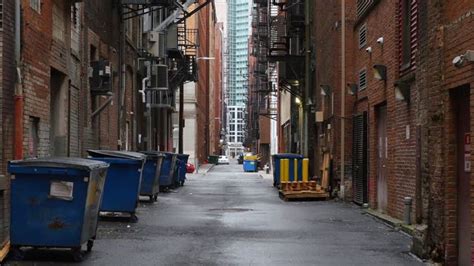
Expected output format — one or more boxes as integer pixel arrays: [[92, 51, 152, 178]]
[[14, 162, 421, 265]]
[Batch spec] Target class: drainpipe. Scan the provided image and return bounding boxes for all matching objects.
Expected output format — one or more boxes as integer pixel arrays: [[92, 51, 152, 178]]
[[303, 0, 311, 158], [340, 0, 346, 199], [14, 0, 24, 160]]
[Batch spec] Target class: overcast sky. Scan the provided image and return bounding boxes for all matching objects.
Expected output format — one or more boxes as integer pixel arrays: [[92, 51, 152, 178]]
[[215, 0, 227, 26]]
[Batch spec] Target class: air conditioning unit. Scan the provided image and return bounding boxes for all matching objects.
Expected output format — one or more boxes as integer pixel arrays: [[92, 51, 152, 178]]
[[147, 31, 166, 58], [148, 64, 168, 90], [89, 60, 112, 95], [148, 31, 159, 43]]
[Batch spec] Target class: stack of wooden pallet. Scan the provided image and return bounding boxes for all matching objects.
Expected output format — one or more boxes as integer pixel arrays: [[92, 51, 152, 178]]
[[278, 158, 329, 201]]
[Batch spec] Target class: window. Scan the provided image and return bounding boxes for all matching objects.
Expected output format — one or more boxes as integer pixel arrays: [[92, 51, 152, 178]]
[[358, 69, 367, 91], [28, 117, 40, 158], [53, 2, 65, 40], [358, 24, 367, 48], [30, 0, 41, 13], [401, 0, 411, 67], [399, 0, 418, 72], [0, 1, 3, 30], [357, 0, 377, 18]]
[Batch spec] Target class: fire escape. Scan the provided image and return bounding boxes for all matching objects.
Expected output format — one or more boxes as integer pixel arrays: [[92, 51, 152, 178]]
[[252, 0, 278, 123], [268, 0, 305, 98]]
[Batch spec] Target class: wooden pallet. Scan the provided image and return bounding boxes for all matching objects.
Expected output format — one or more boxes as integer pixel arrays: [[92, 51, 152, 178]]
[[0, 241, 10, 262], [279, 190, 329, 201]]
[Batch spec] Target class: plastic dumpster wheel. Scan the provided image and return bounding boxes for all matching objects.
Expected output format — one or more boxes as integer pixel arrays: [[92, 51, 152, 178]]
[[149, 195, 154, 203], [10, 246, 24, 261], [130, 214, 139, 223], [86, 240, 94, 252], [71, 248, 84, 262], [153, 195, 158, 202]]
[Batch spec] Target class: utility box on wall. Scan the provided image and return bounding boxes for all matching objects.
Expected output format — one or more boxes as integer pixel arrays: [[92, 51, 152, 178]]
[[89, 60, 112, 95]]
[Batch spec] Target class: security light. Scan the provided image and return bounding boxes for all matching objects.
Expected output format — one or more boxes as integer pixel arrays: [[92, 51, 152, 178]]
[[347, 83, 358, 96], [394, 80, 410, 102], [295, 97, 302, 105], [373, 64, 387, 81], [320, 85, 332, 96]]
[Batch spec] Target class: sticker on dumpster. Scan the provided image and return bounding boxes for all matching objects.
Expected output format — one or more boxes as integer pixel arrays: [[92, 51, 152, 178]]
[[50, 181, 74, 200]]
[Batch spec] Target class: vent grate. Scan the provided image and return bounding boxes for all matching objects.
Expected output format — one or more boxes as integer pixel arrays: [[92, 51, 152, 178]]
[[359, 24, 367, 48], [358, 69, 367, 90]]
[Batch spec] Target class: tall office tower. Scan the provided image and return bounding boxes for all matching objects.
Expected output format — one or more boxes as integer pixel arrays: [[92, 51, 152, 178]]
[[226, 0, 249, 157]]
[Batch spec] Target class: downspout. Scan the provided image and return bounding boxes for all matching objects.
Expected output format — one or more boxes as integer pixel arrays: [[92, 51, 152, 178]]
[[303, 0, 311, 157], [117, 6, 125, 150], [14, 0, 24, 160], [340, 0, 346, 199]]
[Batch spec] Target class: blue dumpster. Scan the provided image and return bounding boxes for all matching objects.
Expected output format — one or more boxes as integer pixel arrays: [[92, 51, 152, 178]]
[[87, 150, 146, 222], [159, 152, 177, 191], [243, 160, 258, 172], [176, 154, 189, 186], [8, 157, 109, 261], [139, 151, 164, 202], [272, 154, 304, 187]]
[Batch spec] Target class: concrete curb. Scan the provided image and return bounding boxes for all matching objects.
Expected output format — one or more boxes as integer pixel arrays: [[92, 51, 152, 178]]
[[365, 209, 416, 236]]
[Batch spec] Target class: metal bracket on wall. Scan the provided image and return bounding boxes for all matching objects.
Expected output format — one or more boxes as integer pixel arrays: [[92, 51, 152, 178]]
[[91, 94, 114, 118]]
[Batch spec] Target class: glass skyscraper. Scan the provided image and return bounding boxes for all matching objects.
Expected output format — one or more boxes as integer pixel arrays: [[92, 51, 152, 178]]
[[226, 0, 249, 156]]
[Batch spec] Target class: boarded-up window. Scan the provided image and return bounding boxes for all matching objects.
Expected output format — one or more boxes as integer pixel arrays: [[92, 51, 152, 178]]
[[53, 1, 65, 41], [71, 3, 81, 53], [399, 0, 418, 73], [28, 116, 40, 158]]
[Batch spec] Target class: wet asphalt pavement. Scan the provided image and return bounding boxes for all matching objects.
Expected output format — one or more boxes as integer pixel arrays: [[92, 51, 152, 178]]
[[9, 162, 423, 266]]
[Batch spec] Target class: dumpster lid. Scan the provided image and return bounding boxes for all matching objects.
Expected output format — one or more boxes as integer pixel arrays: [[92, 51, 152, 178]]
[[87, 150, 146, 160], [139, 151, 165, 159], [9, 157, 109, 171], [272, 153, 304, 159], [176, 154, 190, 159]]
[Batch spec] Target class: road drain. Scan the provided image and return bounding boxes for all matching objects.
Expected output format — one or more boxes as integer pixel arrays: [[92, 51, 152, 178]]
[[208, 208, 253, 213]]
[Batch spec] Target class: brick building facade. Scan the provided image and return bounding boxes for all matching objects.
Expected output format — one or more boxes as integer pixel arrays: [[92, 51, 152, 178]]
[[196, 1, 219, 163], [313, 0, 474, 264], [0, 0, 16, 258]]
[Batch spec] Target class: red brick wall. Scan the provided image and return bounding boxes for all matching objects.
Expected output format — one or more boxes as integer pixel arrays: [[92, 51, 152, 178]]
[[212, 22, 223, 154], [439, 3, 474, 264], [197, 0, 210, 162], [313, 0, 355, 196], [0, 0, 16, 249]]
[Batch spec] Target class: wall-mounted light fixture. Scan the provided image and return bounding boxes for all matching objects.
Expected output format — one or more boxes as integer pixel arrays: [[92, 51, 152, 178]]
[[394, 80, 410, 102], [452, 50, 474, 68], [347, 83, 358, 96], [295, 97, 302, 105], [289, 79, 300, 87], [373, 64, 387, 81], [320, 85, 332, 96]]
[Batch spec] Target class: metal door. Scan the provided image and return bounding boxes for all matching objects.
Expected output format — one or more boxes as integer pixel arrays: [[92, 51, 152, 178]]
[[352, 112, 368, 205], [376, 106, 388, 212], [454, 87, 472, 265]]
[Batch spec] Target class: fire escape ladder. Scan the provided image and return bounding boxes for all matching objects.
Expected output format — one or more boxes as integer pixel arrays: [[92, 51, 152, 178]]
[[176, 12, 198, 82]]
